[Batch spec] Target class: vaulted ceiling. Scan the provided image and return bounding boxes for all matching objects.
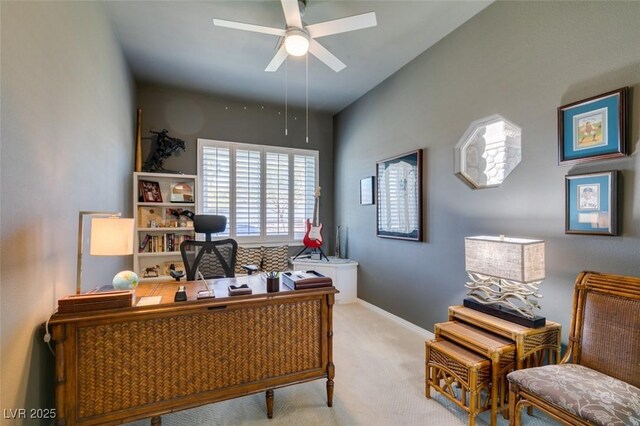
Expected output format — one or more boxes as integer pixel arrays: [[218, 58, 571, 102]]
[[105, 1, 492, 113]]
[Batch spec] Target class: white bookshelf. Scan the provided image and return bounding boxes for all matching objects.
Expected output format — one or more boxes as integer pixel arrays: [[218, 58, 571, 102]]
[[133, 172, 198, 282]]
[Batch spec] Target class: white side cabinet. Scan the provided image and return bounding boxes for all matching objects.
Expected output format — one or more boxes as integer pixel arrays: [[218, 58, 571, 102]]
[[290, 257, 358, 304]]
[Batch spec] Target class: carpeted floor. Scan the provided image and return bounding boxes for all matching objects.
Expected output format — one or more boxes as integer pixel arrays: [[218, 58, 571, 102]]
[[127, 303, 558, 425]]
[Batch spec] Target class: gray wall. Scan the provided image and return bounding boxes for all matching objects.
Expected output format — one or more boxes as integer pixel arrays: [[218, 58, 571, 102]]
[[334, 1, 640, 343], [1, 1, 134, 419], [136, 83, 335, 250]]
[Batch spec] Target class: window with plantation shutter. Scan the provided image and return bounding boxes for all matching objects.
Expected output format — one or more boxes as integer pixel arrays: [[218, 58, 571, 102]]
[[200, 145, 230, 236], [265, 152, 289, 236], [294, 154, 316, 240], [235, 149, 261, 237], [198, 139, 318, 244]]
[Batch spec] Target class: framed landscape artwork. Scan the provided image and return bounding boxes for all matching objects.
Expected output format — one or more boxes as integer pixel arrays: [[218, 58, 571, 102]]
[[565, 171, 618, 236], [376, 149, 423, 241], [558, 87, 627, 165]]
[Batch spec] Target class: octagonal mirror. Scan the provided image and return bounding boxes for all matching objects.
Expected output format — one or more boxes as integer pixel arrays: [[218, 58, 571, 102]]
[[454, 114, 522, 189]]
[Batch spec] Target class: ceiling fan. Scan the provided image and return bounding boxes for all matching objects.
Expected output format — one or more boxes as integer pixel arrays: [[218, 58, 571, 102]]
[[213, 0, 377, 73]]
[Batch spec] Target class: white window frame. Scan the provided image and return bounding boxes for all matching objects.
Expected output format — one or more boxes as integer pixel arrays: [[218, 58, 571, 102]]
[[197, 138, 319, 245]]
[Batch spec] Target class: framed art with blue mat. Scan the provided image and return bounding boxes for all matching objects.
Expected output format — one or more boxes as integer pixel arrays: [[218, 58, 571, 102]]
[[558, 87, 627, 165], [565, 171, 618, 235]]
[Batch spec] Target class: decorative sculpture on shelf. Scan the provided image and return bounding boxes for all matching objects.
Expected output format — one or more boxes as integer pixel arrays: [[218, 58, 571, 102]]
[[143, 265, 160, 278], [142, 129, 186, 174]]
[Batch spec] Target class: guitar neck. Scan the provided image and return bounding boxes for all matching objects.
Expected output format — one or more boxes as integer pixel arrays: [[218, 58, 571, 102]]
[[312, 196, 319, 226]]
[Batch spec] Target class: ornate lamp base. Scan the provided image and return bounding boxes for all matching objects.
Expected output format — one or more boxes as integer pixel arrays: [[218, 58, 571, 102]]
[[464, 272, 546, 328]]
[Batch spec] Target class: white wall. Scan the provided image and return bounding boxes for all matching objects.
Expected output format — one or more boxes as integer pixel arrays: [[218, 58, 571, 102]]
[[0, 2, 134, 420], [334, 1, 640, 340]]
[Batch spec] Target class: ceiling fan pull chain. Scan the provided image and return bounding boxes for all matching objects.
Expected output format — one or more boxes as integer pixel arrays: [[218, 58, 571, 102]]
[[306, 53, 309, 143], [285, 57, 288, 136]]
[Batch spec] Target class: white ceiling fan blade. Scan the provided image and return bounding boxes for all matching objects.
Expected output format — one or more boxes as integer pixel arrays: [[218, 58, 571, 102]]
[[265, 45, 289, 72], [308, 39, 346, 72], [213, 19, 286, 37], [307, 12, 377, 39], [281, 0, 303, 29]]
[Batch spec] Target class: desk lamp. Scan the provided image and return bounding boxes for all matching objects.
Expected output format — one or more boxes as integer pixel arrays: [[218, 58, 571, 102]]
[[76, 211, 134, 294], [463, 235, 546, 327]]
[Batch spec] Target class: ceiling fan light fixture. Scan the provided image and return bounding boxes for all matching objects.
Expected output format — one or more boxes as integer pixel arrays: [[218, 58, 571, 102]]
[[284, 29, 309, 56]]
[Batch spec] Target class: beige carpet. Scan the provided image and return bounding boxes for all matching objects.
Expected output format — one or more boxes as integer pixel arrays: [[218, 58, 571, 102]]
[[127, 303, 558, 425]]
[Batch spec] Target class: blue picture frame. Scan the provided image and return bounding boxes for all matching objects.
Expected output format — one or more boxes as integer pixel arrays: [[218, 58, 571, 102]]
[[558, 87, 627, 165], [565, 171, 618, 235]]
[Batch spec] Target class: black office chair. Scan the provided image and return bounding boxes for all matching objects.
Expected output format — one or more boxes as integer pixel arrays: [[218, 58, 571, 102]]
[[180, 215, 238, 280]]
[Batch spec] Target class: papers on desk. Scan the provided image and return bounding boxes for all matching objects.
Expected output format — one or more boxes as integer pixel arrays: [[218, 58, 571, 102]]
[[137, 296, 162, 306]]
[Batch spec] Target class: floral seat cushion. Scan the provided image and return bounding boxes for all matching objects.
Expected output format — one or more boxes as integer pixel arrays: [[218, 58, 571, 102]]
[[507, 364, 640, 426]]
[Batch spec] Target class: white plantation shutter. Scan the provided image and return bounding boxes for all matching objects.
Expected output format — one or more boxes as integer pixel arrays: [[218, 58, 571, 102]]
[[294, 154, 316, 239], [201, 146, 230, 236], [198, 139, 317, 243], [235, 149, 261, 236], [265, 152, 289, 235]]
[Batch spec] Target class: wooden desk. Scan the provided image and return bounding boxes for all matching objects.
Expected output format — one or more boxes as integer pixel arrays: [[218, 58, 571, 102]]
[[49, 276, 337, 425]]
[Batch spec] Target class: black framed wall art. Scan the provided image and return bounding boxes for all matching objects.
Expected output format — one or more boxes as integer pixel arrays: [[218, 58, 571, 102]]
[[376, 149, 423, 241], [558, 87, 627, 165]]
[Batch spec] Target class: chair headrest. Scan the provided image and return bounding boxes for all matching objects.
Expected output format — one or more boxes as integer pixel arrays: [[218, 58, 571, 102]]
[[194, 215, 227, 235]]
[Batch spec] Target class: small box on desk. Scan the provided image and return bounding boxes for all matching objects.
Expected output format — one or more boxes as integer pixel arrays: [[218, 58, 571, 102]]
[[57, 291, 134, 313], [282, 270, 332, 290]]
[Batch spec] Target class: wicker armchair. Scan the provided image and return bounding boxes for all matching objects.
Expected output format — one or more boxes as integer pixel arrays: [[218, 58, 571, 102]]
[[507, 271, 640, 425]]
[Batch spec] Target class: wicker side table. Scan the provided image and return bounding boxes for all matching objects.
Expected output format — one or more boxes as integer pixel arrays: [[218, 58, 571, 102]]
[[426, 339, 492, 426], [435, 321, 515, 426], [448, 305, 561, 369]]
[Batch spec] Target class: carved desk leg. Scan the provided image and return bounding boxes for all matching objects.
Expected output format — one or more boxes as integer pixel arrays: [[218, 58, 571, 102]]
[[52, 326, 67, 426], [327, 362, 335, 407], [266, 389, 274, 419], [326, 294, 335, 407], [150, 416, 161, 425]]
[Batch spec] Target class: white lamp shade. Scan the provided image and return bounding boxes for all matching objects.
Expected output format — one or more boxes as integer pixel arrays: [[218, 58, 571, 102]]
[[284, 32, 309, 56], [90, 218, 134, 255], [464, 236, 545, 282]]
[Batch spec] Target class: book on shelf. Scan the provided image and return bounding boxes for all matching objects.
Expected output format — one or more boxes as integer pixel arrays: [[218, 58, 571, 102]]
[[139, 233, 194, 253], [139, 234, 151, 252]]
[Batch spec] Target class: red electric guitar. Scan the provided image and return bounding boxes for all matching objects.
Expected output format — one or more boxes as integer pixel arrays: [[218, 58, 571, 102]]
[[302, 187, 323, 249]]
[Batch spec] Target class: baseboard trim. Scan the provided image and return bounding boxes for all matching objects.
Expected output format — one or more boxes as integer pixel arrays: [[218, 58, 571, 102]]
[[356, 298, 435, 339]]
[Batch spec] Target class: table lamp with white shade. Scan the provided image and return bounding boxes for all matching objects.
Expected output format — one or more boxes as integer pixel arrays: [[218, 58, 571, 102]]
[[76, 211, 135, 294], [464, 235, 546, 327]]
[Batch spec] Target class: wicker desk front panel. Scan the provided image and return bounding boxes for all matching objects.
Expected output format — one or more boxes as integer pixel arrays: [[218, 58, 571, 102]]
[[75, 299, 322, 419]]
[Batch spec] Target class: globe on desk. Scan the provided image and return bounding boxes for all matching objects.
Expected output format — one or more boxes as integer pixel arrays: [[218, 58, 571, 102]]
[[112, 270, 139, 290]]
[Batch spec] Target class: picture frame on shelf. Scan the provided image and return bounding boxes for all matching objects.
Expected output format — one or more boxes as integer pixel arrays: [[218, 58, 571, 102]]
[[170, 182, 194, 203], [376, 149, 423, 241], [139, 180, 163, 202], [360, 176, 374, 205], [558, 87, 627, 165], [565, 171, 618, 236]]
